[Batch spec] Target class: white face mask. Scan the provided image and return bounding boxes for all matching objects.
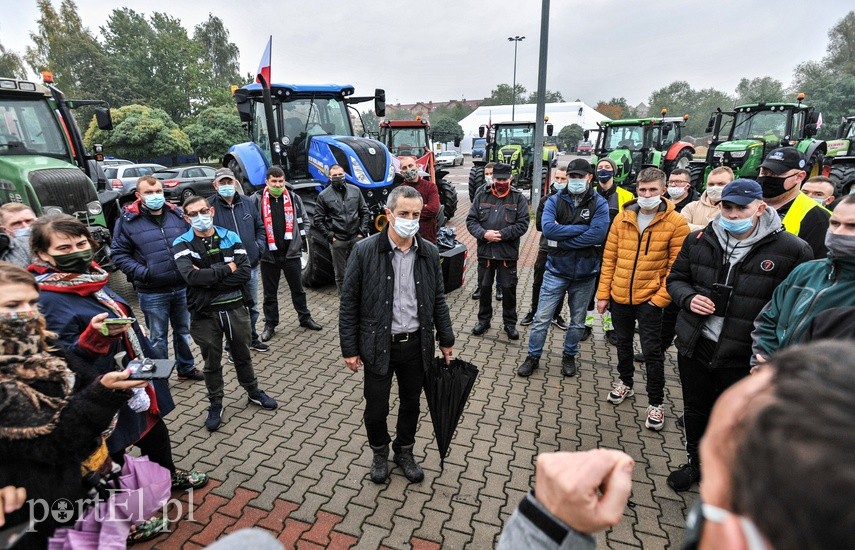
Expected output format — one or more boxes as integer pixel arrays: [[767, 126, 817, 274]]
[[706, 186, 724, 202], [667, 186, 687, 199], [392, 215, 420, 239], [485, 175, 493, 185], [637, 195, 661, 210]]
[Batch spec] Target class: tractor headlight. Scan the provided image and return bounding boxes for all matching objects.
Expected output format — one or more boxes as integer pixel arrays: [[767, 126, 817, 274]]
[[86, 201, 102, 215], [729, 151, 747, 159], [387, 162, 396, 182], [44, 206, 63, 216], [713, 151, 724, 158], [350, 157, 370, 184]]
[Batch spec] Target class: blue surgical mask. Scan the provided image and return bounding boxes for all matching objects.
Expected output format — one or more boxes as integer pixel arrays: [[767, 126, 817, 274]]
[[190, 214, 214, 232], [596, 169, 614, 183], [567, 178, 588, 194], [143, 193, 166, 211], [217, 184, 236, 199], [552, 181, 567, 192], [13, 226, 30, 239], [392, 215, 420, 239], [718, 214, 754, 234]]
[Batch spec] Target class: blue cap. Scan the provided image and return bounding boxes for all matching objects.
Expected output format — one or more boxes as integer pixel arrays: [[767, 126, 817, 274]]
[[721, 178, 763, 205]]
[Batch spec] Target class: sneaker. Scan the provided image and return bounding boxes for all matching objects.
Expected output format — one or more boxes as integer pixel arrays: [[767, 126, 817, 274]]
[[605, 330, 618, 346], [580, 326, 593, 341], [177, 368, 204, 381], [248, 389, 278, 410], [561, 355, 577, 377], [517, 355, 539, 377], [551, 316, 568, 330], [634, 352, 645, 363], [127, 516, 169, 545], [646, 405, 665, 431], [251, 340, 270, 352], [171, 469, 209, 490], [677, 414, 685, 428], [393, 445, 424, 483], [607, 382, 634, 404], [225, 353, 234, 364], [205, 404, 224, 432], [520, 311, 535, 326], [667, 463, 700, 492]]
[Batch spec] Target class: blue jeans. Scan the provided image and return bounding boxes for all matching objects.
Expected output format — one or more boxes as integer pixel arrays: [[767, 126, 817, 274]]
[[138, 288, 195, 374], [527, 272, 597, 358]]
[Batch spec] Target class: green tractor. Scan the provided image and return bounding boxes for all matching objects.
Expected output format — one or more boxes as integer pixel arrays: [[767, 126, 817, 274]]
[[692, 93, 825, 189], [589, 110, 695, 189], [826, 116, 855, 195], [468, 119, 555, 200]]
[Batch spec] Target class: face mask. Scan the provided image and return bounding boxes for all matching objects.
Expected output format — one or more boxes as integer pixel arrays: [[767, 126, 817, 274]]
[[402, 168, 419, 181], [190, 214, 214, 232], [330, 176, 346, 188], [756, 174, 790, 199], [143, 193, 165, 211], [493, 181, 511, 196], [267, 185, 285, 198], [705, 186, 723, 202], [217, 184, 236, 199], [51, 248, 93, 274], [636, 196, 661, 210], [551, 181, 567, 192], [812, 197, 829, 207], [567, 178, 588, 195], [485, 175, 493, 186], [667, 186, 687, 199], [13, 226, 30, 239], [596, 169, 614, 183], [392, 215, 419, 239], [718, 213, 755, 234], [825, 231, 855, 258]]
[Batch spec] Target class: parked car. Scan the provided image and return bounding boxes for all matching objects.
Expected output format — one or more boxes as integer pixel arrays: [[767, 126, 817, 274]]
[[576, 141, 593, 156], [436, 150, 464, 167], [102, 158, 133, 166], [154, 166, 217, 203], [104, 163, 167, 196]]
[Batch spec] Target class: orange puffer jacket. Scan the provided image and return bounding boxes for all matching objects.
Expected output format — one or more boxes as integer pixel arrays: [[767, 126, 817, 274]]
[[596, 198, 689, 307]]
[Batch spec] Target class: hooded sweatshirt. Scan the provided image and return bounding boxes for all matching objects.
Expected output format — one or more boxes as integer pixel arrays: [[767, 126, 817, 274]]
[[680, 190, 721, 231]]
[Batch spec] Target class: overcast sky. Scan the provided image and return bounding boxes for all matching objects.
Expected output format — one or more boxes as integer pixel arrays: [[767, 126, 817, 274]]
[[1, 0, 852, 107]]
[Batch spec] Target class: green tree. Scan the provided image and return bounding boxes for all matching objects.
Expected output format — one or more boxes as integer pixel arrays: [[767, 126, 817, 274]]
[[84, 104, 192, 161], [526, 89, 565, 103], [824, 10, 855, 75], [193, 14, 241, 108], [385, 107, 413, 121], [147, 12, 201, 122], [0, 42, 27, 78], [183, 106, 244, 160], [431, 101, 475, 122], [481, 83, 527, 106], [357, 110, 379, 135], [648, 81, 733, 136], [100, 8, 156, 106], [557, 124, 584, 150], [735, 76, 786, 104], [595, 97, 637, 119], [429, 116, 463, 145]]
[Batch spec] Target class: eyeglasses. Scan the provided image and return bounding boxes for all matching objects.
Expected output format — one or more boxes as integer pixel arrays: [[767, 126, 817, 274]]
[[668, 180, 690, 185], [186, 207, 211, 218]]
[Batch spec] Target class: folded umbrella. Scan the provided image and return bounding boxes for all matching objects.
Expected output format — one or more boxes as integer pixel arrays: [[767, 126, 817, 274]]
[[423, 357, 479, 469]]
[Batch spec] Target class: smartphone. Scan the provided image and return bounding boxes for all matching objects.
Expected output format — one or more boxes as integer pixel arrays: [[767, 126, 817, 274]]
[[710, 283, 733, 316], [0, 520, 33, 549], [103, 317, 135, 325], [127, 358, 176, 380]]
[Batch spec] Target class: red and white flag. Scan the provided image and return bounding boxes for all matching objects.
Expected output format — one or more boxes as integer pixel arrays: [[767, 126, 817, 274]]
[[255, 36, 272, 85], [817, 112, 824, 130]]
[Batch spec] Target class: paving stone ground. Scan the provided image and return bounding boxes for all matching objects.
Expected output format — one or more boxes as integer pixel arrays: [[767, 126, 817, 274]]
[[118, 186, 696, 549]]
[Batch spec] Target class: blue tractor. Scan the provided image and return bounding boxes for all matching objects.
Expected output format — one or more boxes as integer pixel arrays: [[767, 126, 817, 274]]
[[224, 82, 393, 287]]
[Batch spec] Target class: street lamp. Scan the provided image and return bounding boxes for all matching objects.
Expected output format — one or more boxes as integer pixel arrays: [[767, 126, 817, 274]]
[[508, 35, 525, 121]]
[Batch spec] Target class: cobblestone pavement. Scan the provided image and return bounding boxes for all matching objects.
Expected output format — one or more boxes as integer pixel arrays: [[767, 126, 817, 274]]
[[121, 186, 696, 549]]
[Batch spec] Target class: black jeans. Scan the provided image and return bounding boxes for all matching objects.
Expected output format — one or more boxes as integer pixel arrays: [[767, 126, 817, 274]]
[[475, 261, 500, 294], [110, 417, 175, 474], [660, 302, 680, 351], [363, 336, 425, 449], [189, 306, 259, 405], [477, 259, 518, 326], [531, 249, 565, 317], [610, 300, 665, 405], [261, 256, 311, 326], [677, 338, 749, 466], [331, 236, 359, 292]]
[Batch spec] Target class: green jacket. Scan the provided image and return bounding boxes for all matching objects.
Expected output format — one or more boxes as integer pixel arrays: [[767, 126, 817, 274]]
[[752, 255, 855, 362]]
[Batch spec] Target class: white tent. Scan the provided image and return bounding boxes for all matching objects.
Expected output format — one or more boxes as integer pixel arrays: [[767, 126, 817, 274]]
[[456, 101, 610, 154]]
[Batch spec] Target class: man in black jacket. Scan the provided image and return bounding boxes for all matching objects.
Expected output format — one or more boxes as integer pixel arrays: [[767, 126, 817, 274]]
[[339, 185, 454, 484], [466, 163, 530, 340], [312, 164, 370, 292], [209, 168, 268, 351], [665, 179, 811, 492]]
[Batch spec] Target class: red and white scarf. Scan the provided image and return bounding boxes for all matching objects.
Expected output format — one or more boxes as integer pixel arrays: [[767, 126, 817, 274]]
[[262, 187, 295, 251]]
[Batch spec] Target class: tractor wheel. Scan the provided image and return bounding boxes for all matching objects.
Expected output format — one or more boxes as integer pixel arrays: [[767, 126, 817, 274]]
[[298, 192, 335, 288], [438, 179, 458, 222], [228, 159, 254, 195], [805, 151, 825, 181], [689, 161, 707, 192], [468, 166, 485, 202], [665, 150, 693, 176], [830, 163, 855, 196]]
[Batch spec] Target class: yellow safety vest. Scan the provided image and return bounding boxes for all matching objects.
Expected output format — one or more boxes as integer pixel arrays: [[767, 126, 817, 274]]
[[782, 192, 830, 237], [616, 186, 634, 213]]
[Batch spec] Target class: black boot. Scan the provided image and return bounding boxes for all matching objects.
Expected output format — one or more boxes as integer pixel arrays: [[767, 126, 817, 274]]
[[518, 355, 539, 377], [393, 444, 424, 482], [561, 355, 577, 377], [369, 444, 389, 484]]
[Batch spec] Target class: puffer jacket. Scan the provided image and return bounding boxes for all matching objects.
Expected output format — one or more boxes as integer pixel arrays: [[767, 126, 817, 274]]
[[596, 198, 689, 307], [752, 254, 855, 362], [209, 193, 266, 267], [111, 200, 190, 291], [680, 191, 721, 231], [667, 214, 812, 369], [313, 183, 371, 241], [339, 227, 454, 377], [466, 184, 530, 261]]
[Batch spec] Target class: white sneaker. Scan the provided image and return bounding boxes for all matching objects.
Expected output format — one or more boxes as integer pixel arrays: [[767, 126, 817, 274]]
[[607, 382, 634, 404], [646, 405, 665, 431]]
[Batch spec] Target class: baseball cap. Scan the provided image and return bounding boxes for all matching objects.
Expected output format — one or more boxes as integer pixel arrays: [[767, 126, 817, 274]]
[[759, 147, 806, 174], [492, 163, 513, 179], [565, 158, 593, 176], [214, 168, 236, 183], [720, 178, 763, 205]]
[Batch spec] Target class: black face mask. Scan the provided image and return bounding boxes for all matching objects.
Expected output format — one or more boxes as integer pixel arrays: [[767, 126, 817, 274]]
[[330, 176, 346, 189], [51, 248, 93, 274], [756, 174, 790, 199]]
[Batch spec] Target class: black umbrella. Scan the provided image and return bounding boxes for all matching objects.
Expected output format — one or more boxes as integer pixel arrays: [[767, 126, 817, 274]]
[[423, 357, 479, 468]]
